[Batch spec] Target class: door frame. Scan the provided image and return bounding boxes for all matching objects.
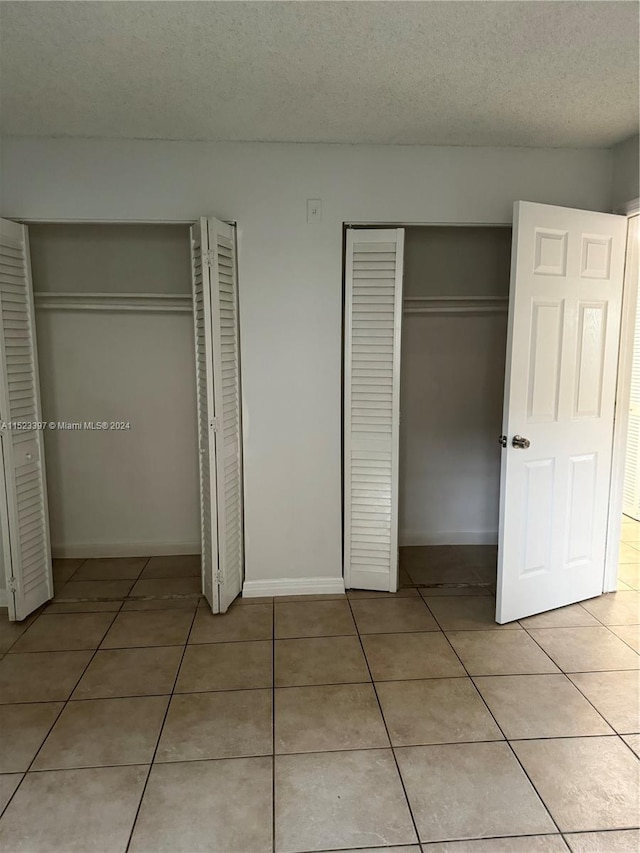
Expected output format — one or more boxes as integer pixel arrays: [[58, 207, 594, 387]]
[[343, 211, 638, 596]]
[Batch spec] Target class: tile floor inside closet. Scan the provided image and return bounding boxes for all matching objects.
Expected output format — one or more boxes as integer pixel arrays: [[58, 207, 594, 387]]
[[0, 532, 638, 852]]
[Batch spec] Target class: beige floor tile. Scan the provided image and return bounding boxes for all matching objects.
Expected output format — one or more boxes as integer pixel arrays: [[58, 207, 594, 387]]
[[43, 601, 122, 614], [421, 837, 569, 852], [446, 631, 559, 676], [513, 737, 640, 832], [323, 848, 420, 853], [156, 689, 272, 761], [72, 645, 183, 699], [609, 624, 640, 653], [419, 586, 493, 598], [564, 830, 640, 853], [33, 696, 168, 770], [189, 603, 273, 644], [278, 593, 346, 602], [0, 773, 22, 814], [0, 765, 147, 852], [275, 636, 371, 687], [622, 734, 640, 759], [618, 543, 640, 564], [347, 587, 419, 599], [10, 613, 115, 653], [128, 576, 201, 598], [0, 612, 37, 654], [568, 671, 640, 733], [71, 557, 147, 581], [518, 603, 601, 629], [275, 600, 356, 639], [275, 683, 389, 754], [55, 579, 135, 601], [618, 578, 635, 591], [275, 749, 417, 853], [580, 591, 640, 626], [233, 595, 275, 605], [175, 640, 272, 692], [0, 703, 63, 772], [0, 651, 93, 704], [396, 741, 554, 843], [618, 565, 640, 590], [528, 627, 640, 672], [101, 609, 194, 648], [128, 757, 272, 853], [362, 632, 465, 681], [122, 597, 200, 611], [140, 554, 201, 578], [52, 558, 83, 585], [474, 674, 613, 739], [351, 597, 439, 634], [376, 678, 502, 746], [427, 597, 520, 631]]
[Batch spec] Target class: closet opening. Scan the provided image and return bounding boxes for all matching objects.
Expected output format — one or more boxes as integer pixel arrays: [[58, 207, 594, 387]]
[[398, 225, 511, 592], [28, 222, 202, 602]]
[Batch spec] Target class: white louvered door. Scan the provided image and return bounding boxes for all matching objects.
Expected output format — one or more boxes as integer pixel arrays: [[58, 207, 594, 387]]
[[207, 218, 243, 613], [0, 218, 53, 620], [191, 217, 243, 614], [344, 228, 405, 591], [623, 217, 640, 521]]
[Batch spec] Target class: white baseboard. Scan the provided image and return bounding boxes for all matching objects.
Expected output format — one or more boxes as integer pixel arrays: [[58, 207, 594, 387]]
[[243, 576, 346, 598], [0, 588, 7, 608], [51, 541, 201, 559], [399, 530, 498, 547]]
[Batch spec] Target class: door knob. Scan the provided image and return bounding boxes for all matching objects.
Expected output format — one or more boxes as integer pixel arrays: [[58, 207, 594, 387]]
[[512, 435, 530, 449]]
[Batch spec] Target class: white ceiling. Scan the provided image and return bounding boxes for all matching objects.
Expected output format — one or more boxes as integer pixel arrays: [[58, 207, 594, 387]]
[[1, 1, 638, 148]]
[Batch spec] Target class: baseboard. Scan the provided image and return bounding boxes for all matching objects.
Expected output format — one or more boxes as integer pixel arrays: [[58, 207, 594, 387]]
[[51, 541, 201, 559], [399, 530, 498, 547], [242, 576, 346, 598]]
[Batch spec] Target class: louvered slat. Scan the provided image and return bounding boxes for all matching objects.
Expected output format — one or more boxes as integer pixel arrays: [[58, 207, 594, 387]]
[[344, 229, 404, 592]]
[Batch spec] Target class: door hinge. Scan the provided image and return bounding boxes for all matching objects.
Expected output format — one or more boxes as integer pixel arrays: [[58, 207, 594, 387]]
[[214, 570, 222, 585], [203, 250, 215, 268], [7, 577, 17, 592], [210, 417, 220, 432], [499, 435, 507, 448]]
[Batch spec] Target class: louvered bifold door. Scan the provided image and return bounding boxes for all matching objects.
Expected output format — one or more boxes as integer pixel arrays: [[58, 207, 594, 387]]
[[623, 296, 640, 520], [207, 218, 243, 613], [344, 228, 405, 591], [0, 218, 53, 620], [191, 219, 220, 613]]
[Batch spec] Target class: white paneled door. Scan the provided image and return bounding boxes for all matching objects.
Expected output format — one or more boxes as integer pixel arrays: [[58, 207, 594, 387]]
[[497, 202, 628, 623], [191, 217, 243, 614], [0, 218, 53, 620], [344, 228, 405, 591]]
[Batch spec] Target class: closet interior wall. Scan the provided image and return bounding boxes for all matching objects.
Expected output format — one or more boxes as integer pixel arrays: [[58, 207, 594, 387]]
[[28, 224, 200, 558], [399, 226, 511, 548]]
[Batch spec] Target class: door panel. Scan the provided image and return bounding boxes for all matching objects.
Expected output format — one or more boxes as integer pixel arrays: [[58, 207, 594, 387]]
[[497, 202, 627, 623]]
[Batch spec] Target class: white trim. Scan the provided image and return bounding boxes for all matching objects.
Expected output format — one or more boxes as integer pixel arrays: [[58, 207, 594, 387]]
[[0, 588, 7, 608], [614, 198, 640, 217], [403, 297, 508, 315], [34, 292, 192, 313], [605, 213, 640, 592], [242, 576, 346, 598], [51, 541, 201, 559], [399, 530, 498, 547]]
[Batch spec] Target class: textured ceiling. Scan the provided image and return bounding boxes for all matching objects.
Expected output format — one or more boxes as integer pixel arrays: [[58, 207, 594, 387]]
[[0, 1, 638, 147]]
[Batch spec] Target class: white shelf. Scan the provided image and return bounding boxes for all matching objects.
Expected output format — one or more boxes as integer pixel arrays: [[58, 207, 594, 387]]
[[33, 292, 193, 313], [403, 296, 508, 315]]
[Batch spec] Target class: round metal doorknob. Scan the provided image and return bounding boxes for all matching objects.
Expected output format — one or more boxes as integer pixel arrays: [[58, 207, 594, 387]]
[[512, 435, 530, 449]]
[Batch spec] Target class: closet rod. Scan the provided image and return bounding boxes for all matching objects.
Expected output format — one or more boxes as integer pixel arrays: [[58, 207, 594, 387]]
[[33, 293, 193, 313], [403, 297, 508, 315]]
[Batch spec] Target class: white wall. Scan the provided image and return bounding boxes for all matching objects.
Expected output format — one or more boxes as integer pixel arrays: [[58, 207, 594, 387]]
[[0, 137, 613, 587], [30, 224, 200, 558], [611, 134, 639, 211], [399, 227, 510, 545]]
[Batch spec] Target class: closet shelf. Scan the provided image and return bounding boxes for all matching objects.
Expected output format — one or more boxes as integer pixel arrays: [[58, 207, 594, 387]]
[[33, 292, 193, 313], [403, 296, 508, 315]]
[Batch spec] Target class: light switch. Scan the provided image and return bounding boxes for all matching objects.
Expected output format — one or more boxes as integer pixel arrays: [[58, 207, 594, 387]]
[[307, 198, 322, 223]]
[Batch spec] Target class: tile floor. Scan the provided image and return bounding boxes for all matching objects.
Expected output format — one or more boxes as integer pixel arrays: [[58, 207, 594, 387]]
[[0, 536, 638, 852]]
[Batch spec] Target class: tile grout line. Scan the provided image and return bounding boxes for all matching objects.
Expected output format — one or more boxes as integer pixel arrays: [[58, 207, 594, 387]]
[[420, 596, 566, 841], [124, 599, 199, 853], [0, 598, 125, 820], [344, 593, 422, 848]]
